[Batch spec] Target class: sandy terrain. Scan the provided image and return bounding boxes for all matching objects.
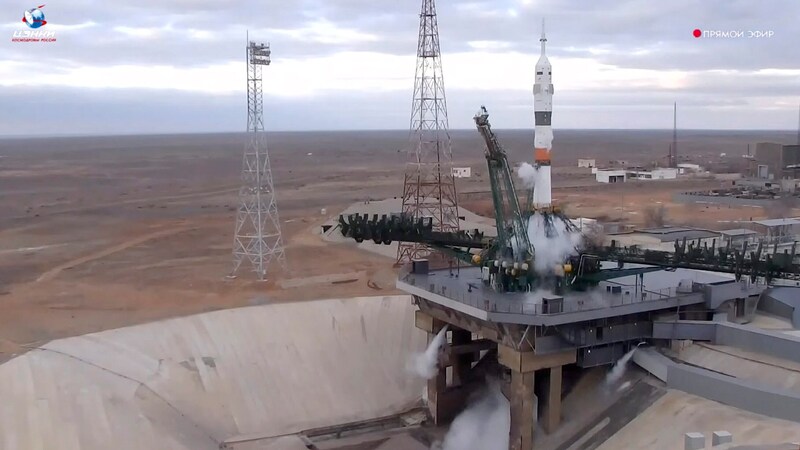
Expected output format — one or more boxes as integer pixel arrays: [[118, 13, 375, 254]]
[[0, 129, 792, 363]]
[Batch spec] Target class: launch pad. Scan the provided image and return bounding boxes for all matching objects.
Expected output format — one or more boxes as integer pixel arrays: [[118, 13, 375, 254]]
[[400, 263, 766, 450]]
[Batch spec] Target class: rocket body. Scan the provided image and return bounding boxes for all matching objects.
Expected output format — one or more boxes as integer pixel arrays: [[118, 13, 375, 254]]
[[532, 23, 553, 208]]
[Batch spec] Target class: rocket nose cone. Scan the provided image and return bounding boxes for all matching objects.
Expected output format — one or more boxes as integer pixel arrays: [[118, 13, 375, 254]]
[[536, 54, 551, 66]]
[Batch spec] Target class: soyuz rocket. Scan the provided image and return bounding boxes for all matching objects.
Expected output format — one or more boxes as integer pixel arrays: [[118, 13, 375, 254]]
[[532, 20, 553, 209]]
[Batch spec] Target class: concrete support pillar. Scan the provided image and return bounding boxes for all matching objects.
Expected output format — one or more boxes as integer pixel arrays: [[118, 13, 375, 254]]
[[426, 318, 450, 425], [415, 310, 466, 424], [498, 345, 575, 448], [416, 311, 449, 424], [544, 365, 562, 433], [427, 359, 448, 425], [509, 370, 535, 450], [451, 329, 472, 386]]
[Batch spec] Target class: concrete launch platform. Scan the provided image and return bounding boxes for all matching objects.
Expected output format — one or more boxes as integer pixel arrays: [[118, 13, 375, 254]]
[[398, 265, 748, 326], [397, 262, 774, 450]]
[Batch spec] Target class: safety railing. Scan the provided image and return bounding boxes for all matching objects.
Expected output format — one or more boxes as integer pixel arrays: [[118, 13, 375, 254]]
[[398, 269, 693, 317]]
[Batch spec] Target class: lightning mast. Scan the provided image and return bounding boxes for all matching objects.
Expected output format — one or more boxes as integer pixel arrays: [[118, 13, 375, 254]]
[[230, 39, 286, 280], [397, 0, 460, 264], [670, 102, 678, 168]]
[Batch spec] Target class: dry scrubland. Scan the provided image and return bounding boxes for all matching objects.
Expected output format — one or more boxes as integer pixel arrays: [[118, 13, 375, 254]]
[[1, 129, 797, 360]]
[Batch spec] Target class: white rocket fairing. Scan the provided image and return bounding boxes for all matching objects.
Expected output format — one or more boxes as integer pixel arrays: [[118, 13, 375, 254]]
[[532, 20, 553, 208]]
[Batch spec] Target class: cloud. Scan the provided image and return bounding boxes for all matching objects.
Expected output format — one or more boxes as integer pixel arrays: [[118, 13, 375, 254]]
[[268, 19, 379, 45], [0, 0, 797, 133]]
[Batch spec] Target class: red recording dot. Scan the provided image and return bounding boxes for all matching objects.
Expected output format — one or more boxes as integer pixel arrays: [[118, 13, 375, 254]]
[[693, 29, 702, 38]]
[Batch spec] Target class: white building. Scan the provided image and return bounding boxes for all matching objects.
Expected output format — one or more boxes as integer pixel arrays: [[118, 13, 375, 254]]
[[607, 227, 721, 252], [596, 169, 627, 183], [720, 228, 761, 248], [678, 163, 702, 172], [570, 217, 599, 231], [578, 158, 596, 168], [452, 167, 471, 178], [626, 168, 679, 180], [750, 218, 800, 244]]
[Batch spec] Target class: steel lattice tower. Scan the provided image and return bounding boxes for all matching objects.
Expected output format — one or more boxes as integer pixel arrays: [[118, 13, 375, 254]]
[[670, 101, 678, 168], [397, 0, 460, 264], [230, 39, 286, 280]]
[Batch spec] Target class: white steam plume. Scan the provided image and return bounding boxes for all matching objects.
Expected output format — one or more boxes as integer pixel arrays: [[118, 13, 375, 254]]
[[517, 162, 539, 189], [526, 214, 583, 273], [408, 325, 449, 379], [523, 289, 555, 306], [605, 347, 637, 385], [435, 380, 510, 450]]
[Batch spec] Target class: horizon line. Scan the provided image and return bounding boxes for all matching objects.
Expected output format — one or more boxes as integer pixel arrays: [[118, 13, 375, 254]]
[[2, 127, 798, 139]]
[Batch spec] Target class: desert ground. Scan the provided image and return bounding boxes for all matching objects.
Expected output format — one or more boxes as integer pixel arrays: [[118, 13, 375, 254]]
[[1, 129, 797, 362]]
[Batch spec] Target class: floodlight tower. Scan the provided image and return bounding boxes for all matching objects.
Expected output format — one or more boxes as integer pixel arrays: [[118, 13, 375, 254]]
[[397, 0, 460, 264], [230, 39, 286, 280], [670, 102, 678, 168]]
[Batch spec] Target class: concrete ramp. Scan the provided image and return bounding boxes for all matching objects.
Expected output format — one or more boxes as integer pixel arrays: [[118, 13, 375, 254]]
[[631, 347, 671, 383], [0, 295, 426, 450], [631, 345, 800, 423], [678, 344, 800, 393], [759, 287, 800, 328], [596, 391, 800, 450]]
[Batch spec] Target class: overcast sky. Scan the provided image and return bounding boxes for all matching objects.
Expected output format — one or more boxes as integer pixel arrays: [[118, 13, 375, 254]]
[[2, 0, 799, 135]]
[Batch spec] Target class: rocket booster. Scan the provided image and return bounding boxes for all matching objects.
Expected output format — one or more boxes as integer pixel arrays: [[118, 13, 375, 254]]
[[532, 20, 553, 208]]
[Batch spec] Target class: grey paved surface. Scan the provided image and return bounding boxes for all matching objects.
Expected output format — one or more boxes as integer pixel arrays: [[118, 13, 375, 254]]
[[555, 381, 665, 450]]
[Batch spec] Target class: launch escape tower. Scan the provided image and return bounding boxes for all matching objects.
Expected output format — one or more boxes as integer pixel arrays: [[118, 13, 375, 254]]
[[397, 0, 460, 264], [230, 40, 286, 280]]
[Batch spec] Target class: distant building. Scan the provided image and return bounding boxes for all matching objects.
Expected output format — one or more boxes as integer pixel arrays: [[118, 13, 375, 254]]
[[452, 167, 471, 178], [720, 229, 761, 248], [597, 168, 678, 183], [608, 227, 721, 252], [678, 163, 702, 172], [596, 169, 627, 183], [755, 143, 800, 179], [757, 164, 771, 179], [569, 217, 598, 231], [749, 218, 800, 244], [577, 158, 596, 168], [780, 178, 800, 193], [733, 178, 779, 190], [626, 168, 679, 180], [609, 159, 630, 167]]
